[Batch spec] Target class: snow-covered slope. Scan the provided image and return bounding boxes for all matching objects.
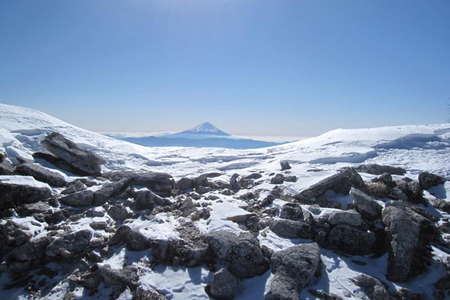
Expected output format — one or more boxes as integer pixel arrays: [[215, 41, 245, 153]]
[[1, 103, 450, 300]]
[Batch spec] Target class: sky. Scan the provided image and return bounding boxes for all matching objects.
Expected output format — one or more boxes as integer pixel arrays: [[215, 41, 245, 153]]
[[0, 0, 449, 137]]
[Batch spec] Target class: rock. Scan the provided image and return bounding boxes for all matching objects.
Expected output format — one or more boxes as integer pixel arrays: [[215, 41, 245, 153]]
[[134, 189, 171, 210], [279, 203, 303, 220], [356, 164, 406, 175], [396, 179, 424, 204], [327, 225, 375, 255], [0, 221, 32, 259], [90, 221, 108, 230], [284, 175, 297, 182], [350, 188, 383, 220], [46, 230, 92, 259], [205, 231, 269, 278], [97, 264, 138, 288], [175, 177, 195, 192], [395, 288, 424, 300], [382, 205, 433, 282], [280, 160, 291, 171], [372, 173, 395, 187], [352, 274, 392, 300], [265, 243, 321, 300], [365, 182, 395, 199], [0, 159, 15, 175], [60, 190, 94, 207], [17, 201, 51, 216], [7, 237, 52, 273], [271, 174, 285, 184], [434, 274, 450, 300], [308, 289, 343, 300], [134, 286, 167, 300], [326, 209, 363, 228], [150, 238, 208, 267], [41, 132, 105, 176], [61, 180, 87, 194], [270, 219, 313, 239], [0, 176, 52, 209], [205, 268, 240, 300], [109, 226, 151, 251], [60, 180, 129, 207], [104, 171, 174, 197], [418, 172, 446, 190], [15, 163, 67, 187], [108, 205, 131, 221], [230, 174, 241, 191], [295, 168, 364, 203]]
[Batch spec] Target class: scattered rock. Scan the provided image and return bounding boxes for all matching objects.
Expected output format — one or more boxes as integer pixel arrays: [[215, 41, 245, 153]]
[[270, 219, 313, 239], [326, 209, 363, 228], [350, 188, 382, 220], [270, 174, 285, 184], [205, 268, 240, 300], [134, 285, 167, 300], [352, 274, 391, 300], [0, 176, 52, 209], [41, 132, 105, 176], [108, 205, 131, 221], [104, 171, 174, 197], [356, 164, 406, 175], [418, 172, 446, 190], [265, 243, 321, 300], [326, 225, 375, 255], [46, 230, 93, 259], [134, 189, 171, 210], [279, 203, 303, 220], [280, 160, 291, 171], [0, 221, 32, 259], [15, 163, 67, 187]]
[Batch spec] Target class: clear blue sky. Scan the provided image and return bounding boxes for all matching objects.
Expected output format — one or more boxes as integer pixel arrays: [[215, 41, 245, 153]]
[[1, 0, 449, 136]]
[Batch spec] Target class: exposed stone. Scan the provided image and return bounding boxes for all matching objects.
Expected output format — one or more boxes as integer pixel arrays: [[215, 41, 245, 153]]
[[134, 286, 167, 300], [418, 172, 446, 190], [41, 132, 105, 176], [15, 163, 67, 187], [352, 274, 392, 300], [356, 164, 406, 175], [103, 171, 174, 197], [0, 176, 52, 209], [284, 175, 297, 182], [280, 160, 291, 171], [205, 268, 239, 300], [46, 230, 93, 259], [97, 264, 138, 288], [175, 177, 194, 192], [396, 179, 424, 204], [265, 243, 321, 300], [134, 189, 171, 210], [61, 180, 87, 195], [327, 225, 375, 255], [7, 237, 52, 273], [326, 209, 363, 228], [0, 159, 15, 175], [271, 174, 285, 184], [350, 188, 383, 220], [270, 219, 313, 239], [108, 205, 131, 221], [109, 226, 151, 251], [0, 221, 32, 259], [279, 203, 303, 220]]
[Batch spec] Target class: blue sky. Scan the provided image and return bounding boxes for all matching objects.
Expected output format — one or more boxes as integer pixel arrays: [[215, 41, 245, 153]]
[[1, 0, 449, 136]]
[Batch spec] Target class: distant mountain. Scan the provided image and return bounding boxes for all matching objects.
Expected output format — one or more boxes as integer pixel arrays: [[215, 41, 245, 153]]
[[109, 122, 285, 149], [177, 122, 229, 136]]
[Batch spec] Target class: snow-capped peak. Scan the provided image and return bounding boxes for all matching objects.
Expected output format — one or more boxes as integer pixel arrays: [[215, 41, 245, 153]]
[[179, 122, 229, 136]]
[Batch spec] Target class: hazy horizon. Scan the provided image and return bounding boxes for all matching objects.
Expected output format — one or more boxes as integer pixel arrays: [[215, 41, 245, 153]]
[[1, 0, 449, 136]]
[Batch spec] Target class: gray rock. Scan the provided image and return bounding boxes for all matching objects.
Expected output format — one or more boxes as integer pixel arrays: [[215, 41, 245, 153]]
[[284, 175, 297, 182], [134, 286, 167, 300], [103, 171, 174, 197], [61, 180, 87, 194], [134, 189, 171, 210], [0, 221, 32, 258], [97, 264, 138, 288], [0, 159, 15, 175], [175, 177, 195, 192], [109, 226, 151, 251], [15, 163, 67, 187], [205, 230, 269, 278], [17, 201, 51, 216], [327, 225, 375, 255], [352, 274, 392, 300], [108, 205, 131, 221], [0, 176, 52, 209], [265, 243, 321, 300], [46, 230, 93, 259], [151, 238, 208, 267], [7, 237, 52, 273], [280, 160, 291, 171], [279, 203, 303, 220], [42, 132, 105, 176], [206, 268, 240, 299], [396, 179, 424, 204], [271, 174, 285, 184], [60, 189, 94, 207], [326, 209, 363, 228], [382, 205, 432, 282], [270, 219, 313, 239], [350, 188, 383, 220], [418, 172, 446, 190], [356, 164, 406, 175]]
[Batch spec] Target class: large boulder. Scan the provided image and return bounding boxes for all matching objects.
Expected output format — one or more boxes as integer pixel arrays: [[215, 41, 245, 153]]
[[280, 160, 291, 171], [46, 230, 93, 259], [205, 268, 240, 300], [326, 209, 364, 228], [356, 164, 406, 175], [295, 168, 365, 203], [134, 189, 171, 210], [326, 225, 375, 255], [103, 171, 174, 197], [265, 243, 321, 300], [109, 226, 151, 251], [270, 219, 313, 239], [6, 236, 52, 274], [0, 176, 52, 209], [41, 132, 105, 176], [418, 172, 446, 190], [97, 264, 138, 289], [382, 205, 434, 282], [205, 231, 269, 278], [352, 274, 392, 300], [395, 178, 424, 204], [279, 203, 303, 220], [15, 163, 67, 187], [350, 188, 383, 221], [0, 221, 32, 259]]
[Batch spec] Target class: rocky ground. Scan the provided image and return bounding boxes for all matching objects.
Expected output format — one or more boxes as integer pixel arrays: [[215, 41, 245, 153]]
[[0, 130, 450, 300]]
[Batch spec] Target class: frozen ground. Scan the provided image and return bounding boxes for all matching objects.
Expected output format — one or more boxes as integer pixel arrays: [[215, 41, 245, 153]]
[[0, 103, 449, 299]]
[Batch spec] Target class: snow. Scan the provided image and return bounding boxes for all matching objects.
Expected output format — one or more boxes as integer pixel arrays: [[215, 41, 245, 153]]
[[179, 121, 230, 136], [1, 103, 450, 299]]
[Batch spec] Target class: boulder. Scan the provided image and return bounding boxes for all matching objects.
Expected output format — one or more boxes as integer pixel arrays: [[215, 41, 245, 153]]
[[295, 168, 364, 203], [279, 203, 303, 220], [60, 189, 94, 207], [103, 171, 174, 197], [382, 205, 433, 282], [265, 243, 321, 300], [134, 286, 167, 300], [271, 174, 285, 184], [151, 238, 208, 267], [396, 179, 424, 204], [0, 221, 32, 259], [356, 164, 406, 175], [350, 188, 382, 220], [46, 230, 93, 259], [15, 163, 67, 187], [270, 219, 313, 239], [205, 231, 269, 278], [327, 225, 375, 255], [175, 177, 195, 192], [326, 210, 364, 228], [0, 176, 52, 209], [109, 226, 151, 251], [205, 268, 240, 300], [280, 160, 291, 171], [60, 180, 129, 207], [418, 172, 446, 190], [41, 132, 105, 176], [6, 237, 52, 273], [61, 180, 87, 195], [97, 264, 138, 288], [0, 159, 15, 175], [352, 274, 392, 300], [134, 189, 171, 210]]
